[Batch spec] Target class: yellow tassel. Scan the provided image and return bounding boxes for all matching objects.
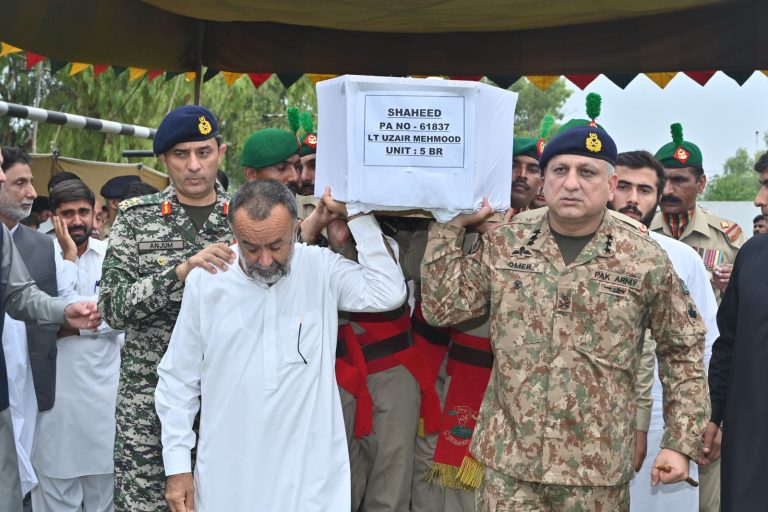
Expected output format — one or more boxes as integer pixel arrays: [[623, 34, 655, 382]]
[[456, 455, 485, 490], [417, 418, 425, 438]]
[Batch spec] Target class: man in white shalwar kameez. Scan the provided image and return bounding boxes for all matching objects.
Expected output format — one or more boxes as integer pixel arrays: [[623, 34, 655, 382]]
[[607, 151, 718, 511], [156, 180, 407, 512], [32, 180, 122, 512]]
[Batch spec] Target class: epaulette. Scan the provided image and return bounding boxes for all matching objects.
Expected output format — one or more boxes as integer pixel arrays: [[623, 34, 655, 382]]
[[509, 207, 547, 224], [608, 210, 649, 235], [703, 208, 743, 243], [118, 192, 164, 211]]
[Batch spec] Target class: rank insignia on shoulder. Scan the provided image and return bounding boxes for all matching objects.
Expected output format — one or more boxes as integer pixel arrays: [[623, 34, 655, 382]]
[[118, 197, 140, 210], [161, 200, 172, 216], [724, 223, 742, 242], [679, 277, 690, 296], [720, 221, 730, 229]]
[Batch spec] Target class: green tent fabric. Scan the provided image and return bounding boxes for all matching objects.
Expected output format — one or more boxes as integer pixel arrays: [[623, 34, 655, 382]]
[[1, 0, 765, 76]]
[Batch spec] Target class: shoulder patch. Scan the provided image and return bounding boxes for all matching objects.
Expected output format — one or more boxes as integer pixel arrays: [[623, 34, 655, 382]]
[[509, 207, 547, 224], [118, 192, 164, 211], [609, 210, 649, 236]]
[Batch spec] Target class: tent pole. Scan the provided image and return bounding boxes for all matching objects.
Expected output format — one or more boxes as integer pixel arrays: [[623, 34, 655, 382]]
[[194, 21, 205, 105]]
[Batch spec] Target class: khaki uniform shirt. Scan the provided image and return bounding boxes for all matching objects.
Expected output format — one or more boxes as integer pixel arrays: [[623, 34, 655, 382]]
[[651, 204, 745, 301], [421, 209, 708, 486]]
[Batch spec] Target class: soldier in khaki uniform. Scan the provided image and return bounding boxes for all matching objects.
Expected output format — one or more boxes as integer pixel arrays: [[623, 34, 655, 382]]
[[649, 123, 745, 511], [421, 124, 709, 511], [99, 106, 234, 511]]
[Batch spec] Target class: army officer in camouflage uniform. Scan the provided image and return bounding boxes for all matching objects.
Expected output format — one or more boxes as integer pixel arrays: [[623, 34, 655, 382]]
[[421, 124, 709, 511], [99, 105, 234, 511]]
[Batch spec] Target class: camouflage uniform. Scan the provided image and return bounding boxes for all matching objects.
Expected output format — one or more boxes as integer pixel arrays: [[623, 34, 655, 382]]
[[99, 184, 232, 511], [421, 209, 709, 510]]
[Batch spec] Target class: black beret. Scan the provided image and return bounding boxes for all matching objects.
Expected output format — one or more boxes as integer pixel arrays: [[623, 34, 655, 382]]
[[539, 125, 617, 171], [153, 105, 219, 155], [100, 175, 141, 199]]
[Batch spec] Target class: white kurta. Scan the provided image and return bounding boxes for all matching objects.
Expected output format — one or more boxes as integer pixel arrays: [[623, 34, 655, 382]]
[[3, 224, 77, 494], [156, 215, 406, 512], [630, 232, 719, 511], [33, 238, 122, 479]]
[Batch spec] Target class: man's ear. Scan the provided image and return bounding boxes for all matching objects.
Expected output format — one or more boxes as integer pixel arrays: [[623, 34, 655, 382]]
[[244, 167, 258, 181], [697, 174, 707, 195]]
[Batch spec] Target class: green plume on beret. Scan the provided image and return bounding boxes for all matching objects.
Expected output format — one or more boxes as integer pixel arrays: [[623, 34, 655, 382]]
[[539, 115, 554, 139], [671, 122, 684, 146], [287, 106, 301, 134], [300, 112, 315, 134], [585, 93, 601, 121], [555, 94, 605, 135]]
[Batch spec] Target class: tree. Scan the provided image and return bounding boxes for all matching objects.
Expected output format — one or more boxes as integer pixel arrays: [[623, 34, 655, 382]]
[[703, 147, 760, 200], [506, 78, 572, 137]]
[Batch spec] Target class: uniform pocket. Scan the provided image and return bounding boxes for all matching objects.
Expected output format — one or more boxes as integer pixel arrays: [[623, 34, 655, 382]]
[[491, 258, 545, 348], [573, 285, 636, 370]]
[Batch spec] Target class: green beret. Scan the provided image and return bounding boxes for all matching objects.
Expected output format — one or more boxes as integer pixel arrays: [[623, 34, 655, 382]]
[[555, 93, 605, 135], [240, 128, 300, 169], [513, 115, 554, 161], [655, 123, 703, 168], [513, 138, 539, 159]]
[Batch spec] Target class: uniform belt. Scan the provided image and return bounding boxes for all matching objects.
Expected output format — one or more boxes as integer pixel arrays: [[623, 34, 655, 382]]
[[448, 342, 494, 369], [361, 332, 412, 362], [411, 315, 451, 346]]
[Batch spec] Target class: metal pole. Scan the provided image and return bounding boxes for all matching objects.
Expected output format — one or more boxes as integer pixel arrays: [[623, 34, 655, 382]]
[[0, 101, 156, 139], [194, 21, 205, 105]]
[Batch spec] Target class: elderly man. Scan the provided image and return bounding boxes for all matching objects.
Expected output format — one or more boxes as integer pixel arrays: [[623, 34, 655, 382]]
[[99, 105, 234, 511], [606, 150, 719, 511], [421, 125, 709, 511], [0, 149, 100, 512], [155, 179, 406, 511]]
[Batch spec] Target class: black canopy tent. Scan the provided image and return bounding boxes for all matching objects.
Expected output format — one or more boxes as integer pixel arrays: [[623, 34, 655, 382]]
[[2, 0, 766, 79]]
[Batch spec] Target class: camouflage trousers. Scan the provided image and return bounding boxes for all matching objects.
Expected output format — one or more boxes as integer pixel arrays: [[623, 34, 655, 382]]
[[114, 383, 168, 512], [477, 467, 629, 512]]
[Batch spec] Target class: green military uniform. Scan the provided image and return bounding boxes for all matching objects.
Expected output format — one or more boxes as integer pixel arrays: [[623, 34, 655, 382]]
[[421, 208, 709, 510], [99, 184, 232, 511]]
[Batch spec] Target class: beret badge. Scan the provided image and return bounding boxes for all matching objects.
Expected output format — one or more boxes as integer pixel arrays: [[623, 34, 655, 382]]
[[585, 132, 602, 153], [198, 116, 212, 136]]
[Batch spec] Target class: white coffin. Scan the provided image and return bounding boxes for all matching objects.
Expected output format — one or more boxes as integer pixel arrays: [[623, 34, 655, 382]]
[[315, 75, 518, 219]]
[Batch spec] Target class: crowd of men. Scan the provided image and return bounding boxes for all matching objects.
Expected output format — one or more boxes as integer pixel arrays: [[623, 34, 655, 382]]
[[0, 94, 765, 512]]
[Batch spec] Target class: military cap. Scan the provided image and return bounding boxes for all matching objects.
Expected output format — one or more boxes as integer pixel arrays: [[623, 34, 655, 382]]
[[556, 92, 605, 134], [240, 128, 300, 169], [655, 123, 703, 168], [100, 175, 141, 199], [539, 124, 617, 171], [513, 115, 554, 161], [153, 105, 218, 155]]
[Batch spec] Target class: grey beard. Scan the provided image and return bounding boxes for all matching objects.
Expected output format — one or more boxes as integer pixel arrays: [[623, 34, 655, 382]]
[[0, 203, 31, 222], [239, 246, 293, 286]]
